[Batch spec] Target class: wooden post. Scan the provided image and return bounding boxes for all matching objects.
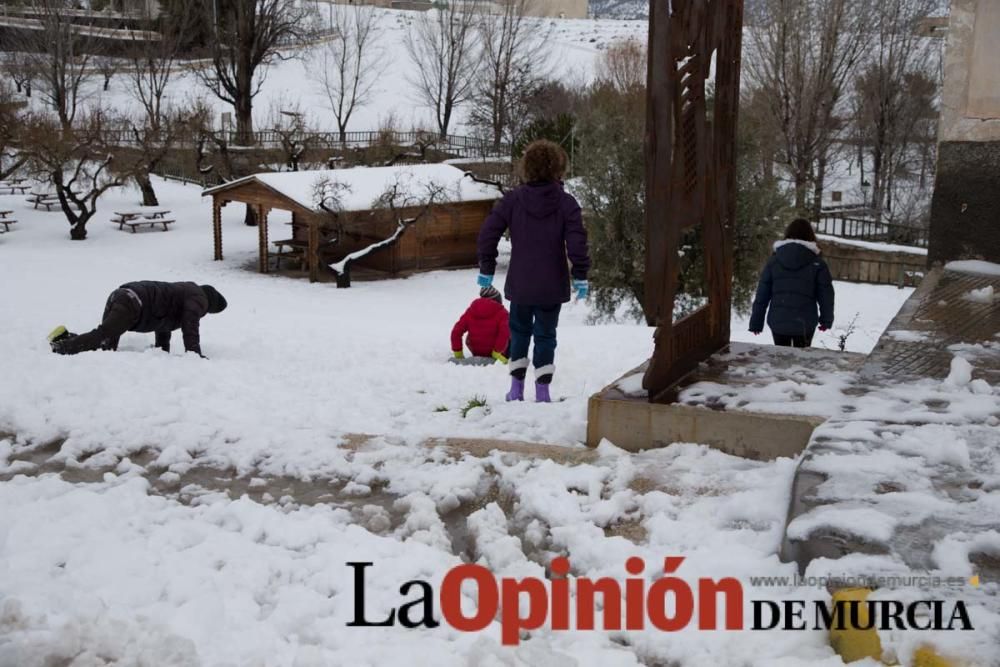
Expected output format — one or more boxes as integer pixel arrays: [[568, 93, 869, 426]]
[[258, 205, 269, 273], [641, 0, 745, 402], [308, 219, 320, 283], [212, 197, 223, 261]]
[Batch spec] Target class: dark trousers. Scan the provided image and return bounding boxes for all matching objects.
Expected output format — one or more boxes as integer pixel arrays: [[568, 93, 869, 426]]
[[773, 331, 814, 348], [509, 303, 561, 383], [60, 289, 141, 354]]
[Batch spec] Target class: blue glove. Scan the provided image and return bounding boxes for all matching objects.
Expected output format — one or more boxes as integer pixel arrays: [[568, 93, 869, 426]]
[[477, 274, 493, 288], [573, 279, 589, 300]]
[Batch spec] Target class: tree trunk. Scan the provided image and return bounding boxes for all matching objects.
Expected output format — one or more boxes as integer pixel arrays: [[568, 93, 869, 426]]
[[335, 265, 351, 288], [70, 220, 88, 240], [793, 170, 808, 211], [244, 204, 258, 226], [235, 95, 254, 145], [812, 152, 827, 220], [136, 172, 159, 206]]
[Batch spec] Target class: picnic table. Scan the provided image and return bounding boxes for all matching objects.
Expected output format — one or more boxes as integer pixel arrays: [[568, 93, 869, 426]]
[[0, 210, 17, 232], [26, 192, 62, 211], [0, 182, 29, 195], [112, 209, 174, 233]]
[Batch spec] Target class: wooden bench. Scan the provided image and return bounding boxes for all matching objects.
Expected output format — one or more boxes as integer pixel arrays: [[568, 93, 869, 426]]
[[117, 216, 175, 233], [272, 238, 308, 270], [0, 211, 17, 232], [0, 184, 29, 195], [26, 193, 60, 210]]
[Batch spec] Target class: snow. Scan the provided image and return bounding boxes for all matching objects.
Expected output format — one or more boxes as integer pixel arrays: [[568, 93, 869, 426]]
[[962, 285, 996, 304], [944, 356, 974, 387], [946, 260, 1000, 276], [2, 6, 996, 663], [816, 233, 929, 256], [0, 176, 928, 665], [206, 164, 502, 213]]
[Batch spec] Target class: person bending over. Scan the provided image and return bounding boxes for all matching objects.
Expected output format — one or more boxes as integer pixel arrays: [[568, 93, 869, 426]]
[[49, 281, 227, 357], [451, 286, 510, 364]]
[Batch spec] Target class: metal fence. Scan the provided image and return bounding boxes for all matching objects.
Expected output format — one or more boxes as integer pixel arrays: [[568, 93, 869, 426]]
[[99, 129, 512, 160], [815, 214, 930, 248]]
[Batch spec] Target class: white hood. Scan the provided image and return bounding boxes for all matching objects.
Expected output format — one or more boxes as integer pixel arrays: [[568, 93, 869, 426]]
[[773, 239, 820, 255]]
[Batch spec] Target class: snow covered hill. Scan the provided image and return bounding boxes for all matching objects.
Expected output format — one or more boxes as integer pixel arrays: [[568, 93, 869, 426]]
[[589, 0, 648, 19]]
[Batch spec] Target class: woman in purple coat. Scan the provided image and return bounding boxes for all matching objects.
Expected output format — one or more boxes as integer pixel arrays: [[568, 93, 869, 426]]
[[477, 140, 591, 403]]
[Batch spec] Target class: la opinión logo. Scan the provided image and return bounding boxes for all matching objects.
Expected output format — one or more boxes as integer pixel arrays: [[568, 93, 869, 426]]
[[347, 557, 974, 644]]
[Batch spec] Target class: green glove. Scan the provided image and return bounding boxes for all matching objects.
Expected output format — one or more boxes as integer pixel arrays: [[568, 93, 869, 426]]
[[492, 351, 509, 364], [453, 350, 464, 359]]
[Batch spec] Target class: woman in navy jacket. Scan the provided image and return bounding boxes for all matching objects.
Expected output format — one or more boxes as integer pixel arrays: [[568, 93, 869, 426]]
[[749, 219, 835, 347]]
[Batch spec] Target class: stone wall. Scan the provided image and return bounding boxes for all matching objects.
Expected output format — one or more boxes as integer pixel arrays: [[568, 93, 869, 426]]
[[818, 238, 927, 287], [928, 0, 1000, 265]]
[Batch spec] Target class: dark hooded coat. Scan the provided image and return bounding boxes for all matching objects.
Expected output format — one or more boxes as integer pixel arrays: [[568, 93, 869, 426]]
[[477, 181, 590, 305], [749, 240, 835, 337], [123, 281, 214, 354]]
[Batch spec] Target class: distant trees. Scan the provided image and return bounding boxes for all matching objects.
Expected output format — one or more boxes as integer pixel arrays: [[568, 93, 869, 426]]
[[20, 111, 126, 240], [851, 0, 939, 220], [745, 0, 870, 215], [196, 0, 312, 146], [123, 1, 200, 205], [11, 0, 95, 132], [311, 4, 385, 143], [745, 0, 941, 222], [469, 0, 551, 149], [404, 0, 482, 138]]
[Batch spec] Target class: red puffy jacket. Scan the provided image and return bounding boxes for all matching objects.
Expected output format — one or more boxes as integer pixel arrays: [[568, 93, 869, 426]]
[[451, 298, 510, 357]]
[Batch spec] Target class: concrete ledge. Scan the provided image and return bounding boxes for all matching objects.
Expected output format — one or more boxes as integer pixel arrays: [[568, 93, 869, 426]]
[[586, 360, 827, 460]]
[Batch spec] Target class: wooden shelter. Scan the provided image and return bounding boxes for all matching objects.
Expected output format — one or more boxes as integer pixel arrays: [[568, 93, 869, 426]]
[[203, 164, 501, 283]]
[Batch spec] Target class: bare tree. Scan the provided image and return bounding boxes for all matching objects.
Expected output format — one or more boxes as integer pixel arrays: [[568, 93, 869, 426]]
[[596, 37, 647, 95], [746, 0, 870, 214], [4, 51, 35, 97], [313, 175, 451, 287], [21, 110, 128, 240], [13, 0, 96, 132], [197, 0, 312, 146], [404, 0, 482, 138], [121, 2, 200, 205], [95, 56, 118, 92], [850, 0, 938, 221], [0, 81, 29, 180], [267, 102, 313, 172], [311, 4, 385, 143], [470, 0, 551, 149]]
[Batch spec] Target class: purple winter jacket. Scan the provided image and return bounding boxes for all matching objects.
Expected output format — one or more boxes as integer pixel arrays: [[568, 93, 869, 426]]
[[477, 181, 591, 305]]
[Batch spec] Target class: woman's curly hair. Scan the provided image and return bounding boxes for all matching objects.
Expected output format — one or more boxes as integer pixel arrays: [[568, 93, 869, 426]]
[[520, 139, 568, 183]]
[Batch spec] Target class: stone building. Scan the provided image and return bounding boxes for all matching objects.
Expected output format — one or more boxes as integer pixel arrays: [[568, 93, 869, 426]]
[[928, 0, 1000, 264]]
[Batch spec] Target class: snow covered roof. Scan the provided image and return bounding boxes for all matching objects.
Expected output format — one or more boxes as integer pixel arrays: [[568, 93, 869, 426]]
[[203, 164, 501, 213]]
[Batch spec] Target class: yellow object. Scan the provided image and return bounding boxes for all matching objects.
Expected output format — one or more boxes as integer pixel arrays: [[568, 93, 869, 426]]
[[492, 351, 509, 364], [912, 646, 957, 667], [453, 350, 464, 359], [829, 588, 882, 663], [968, 575, 979, 587]]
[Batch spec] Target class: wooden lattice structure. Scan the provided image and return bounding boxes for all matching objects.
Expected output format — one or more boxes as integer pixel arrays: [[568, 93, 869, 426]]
[[642, 0, 745, 402]]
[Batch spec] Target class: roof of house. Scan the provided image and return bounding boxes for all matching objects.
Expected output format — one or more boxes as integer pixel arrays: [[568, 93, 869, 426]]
[[203, 164, 501, 212]]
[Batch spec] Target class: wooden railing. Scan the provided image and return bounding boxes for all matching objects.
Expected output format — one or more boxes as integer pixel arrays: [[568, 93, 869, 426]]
[[98, 129, 512, 160], [814, 214, 930, 248]]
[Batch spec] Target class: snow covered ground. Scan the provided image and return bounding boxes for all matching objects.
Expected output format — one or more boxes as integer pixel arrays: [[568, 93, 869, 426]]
[[0, 176, 937, 666]]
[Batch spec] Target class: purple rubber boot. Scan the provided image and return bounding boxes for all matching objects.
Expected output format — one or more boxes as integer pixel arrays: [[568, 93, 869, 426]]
[[535, 382, 551, 403], [506, 377, 525, 402]]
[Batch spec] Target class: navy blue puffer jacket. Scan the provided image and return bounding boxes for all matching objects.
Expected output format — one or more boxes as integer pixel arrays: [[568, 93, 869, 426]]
[[749, 240, 835, 337]]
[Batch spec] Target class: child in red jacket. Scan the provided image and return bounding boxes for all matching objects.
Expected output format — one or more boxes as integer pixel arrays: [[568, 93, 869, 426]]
[[451, 286, 510, 363]]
